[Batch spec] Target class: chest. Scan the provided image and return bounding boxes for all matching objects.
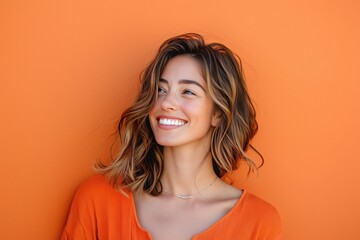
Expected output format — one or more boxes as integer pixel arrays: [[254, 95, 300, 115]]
[[136, 198, 235, 240]]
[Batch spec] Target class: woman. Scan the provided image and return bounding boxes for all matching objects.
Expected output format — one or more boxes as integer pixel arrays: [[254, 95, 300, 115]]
[[61, 33, 283, 240]]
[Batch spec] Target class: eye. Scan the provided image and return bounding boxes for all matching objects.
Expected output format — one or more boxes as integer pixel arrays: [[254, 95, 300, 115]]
[[158, 87, 166, 94], [183, 89, 196, 96]]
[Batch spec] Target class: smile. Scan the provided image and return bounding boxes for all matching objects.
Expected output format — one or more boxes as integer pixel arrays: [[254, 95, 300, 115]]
[[159, 118, 186, 126]]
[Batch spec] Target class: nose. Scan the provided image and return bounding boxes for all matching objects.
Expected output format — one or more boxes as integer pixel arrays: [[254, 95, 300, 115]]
[[161, 92, 178, 111]]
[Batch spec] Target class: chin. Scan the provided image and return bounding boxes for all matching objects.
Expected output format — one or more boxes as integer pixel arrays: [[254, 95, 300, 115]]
[[154, 140, 179, 147], [153, 135, 186, 147]]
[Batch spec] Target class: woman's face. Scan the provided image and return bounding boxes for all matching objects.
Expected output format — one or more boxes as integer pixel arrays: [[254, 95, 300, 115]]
[[149, 55, 218, 148]]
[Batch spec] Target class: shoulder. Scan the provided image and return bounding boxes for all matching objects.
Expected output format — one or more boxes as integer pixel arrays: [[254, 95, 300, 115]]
[[73, 174, 130, 207], [240, 191, 281, 221], [76, 174, 113, 195], [238, 191, 283, 238], [242, 191, 279, 215], [62, 176, 133, 239]]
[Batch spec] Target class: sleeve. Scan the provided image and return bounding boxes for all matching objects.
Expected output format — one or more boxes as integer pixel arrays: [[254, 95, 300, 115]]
[[259, 205, 284, 240], [61, 180, 98, 240], [242, 193, 284, 240]]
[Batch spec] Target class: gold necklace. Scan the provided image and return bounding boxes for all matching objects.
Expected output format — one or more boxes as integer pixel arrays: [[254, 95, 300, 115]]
[[162, 176, 218, 200]]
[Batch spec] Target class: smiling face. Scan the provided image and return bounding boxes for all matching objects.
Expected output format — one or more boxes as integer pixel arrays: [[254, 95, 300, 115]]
[[149, 55, 218, 148]]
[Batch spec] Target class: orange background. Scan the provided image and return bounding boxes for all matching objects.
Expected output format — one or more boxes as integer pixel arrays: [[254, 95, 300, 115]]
[[1, 0, 359, 239]]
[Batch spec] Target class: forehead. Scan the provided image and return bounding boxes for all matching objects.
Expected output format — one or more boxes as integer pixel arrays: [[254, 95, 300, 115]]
[[160, 55, 205, 84]]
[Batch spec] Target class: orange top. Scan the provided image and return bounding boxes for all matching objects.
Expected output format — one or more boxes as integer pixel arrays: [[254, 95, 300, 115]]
[[61, 175, 284, 240]]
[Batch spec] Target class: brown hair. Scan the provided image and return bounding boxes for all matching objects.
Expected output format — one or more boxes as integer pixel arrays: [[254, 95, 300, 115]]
[[96, 33, 262, 195]]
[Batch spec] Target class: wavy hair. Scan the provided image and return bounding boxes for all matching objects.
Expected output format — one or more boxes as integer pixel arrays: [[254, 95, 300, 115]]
[[96, 33, 262, 196]]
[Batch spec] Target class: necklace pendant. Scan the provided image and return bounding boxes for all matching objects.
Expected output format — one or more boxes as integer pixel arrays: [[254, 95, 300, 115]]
[[175, 194, 193, 200]]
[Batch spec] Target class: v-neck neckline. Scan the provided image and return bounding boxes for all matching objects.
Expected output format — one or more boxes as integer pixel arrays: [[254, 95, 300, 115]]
[[130, 189, 246, 240]]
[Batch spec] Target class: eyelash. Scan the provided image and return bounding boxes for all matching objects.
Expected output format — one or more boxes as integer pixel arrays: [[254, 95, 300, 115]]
[[158, 87, 166, 94], [157, 87, 197, 96], [183, 89, 196, 95]]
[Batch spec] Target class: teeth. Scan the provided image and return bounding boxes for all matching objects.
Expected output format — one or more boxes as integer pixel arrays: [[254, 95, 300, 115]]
[[159, 118, 185, 126]]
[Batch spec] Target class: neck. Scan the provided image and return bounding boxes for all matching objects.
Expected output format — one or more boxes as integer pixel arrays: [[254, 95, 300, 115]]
[[160, 144, 218, 196]]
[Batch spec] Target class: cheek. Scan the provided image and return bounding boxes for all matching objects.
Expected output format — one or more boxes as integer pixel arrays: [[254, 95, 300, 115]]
[[185, 107, 213, 126], [181, 99, 202, 111], [189, 101, 214, 118]]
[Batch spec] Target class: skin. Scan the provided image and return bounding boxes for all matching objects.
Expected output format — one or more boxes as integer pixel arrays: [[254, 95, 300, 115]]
[[134, 55, 242, 240]]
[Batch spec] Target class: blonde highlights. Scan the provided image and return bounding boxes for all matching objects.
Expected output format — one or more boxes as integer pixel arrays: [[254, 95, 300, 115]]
[[97, 33, 262, 195]]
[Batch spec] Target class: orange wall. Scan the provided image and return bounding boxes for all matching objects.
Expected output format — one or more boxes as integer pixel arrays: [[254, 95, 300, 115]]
[[1, 1, 359, 239]]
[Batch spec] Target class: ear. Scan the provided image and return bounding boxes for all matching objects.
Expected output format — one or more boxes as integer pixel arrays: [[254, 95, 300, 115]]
[[211, 111, 221, 127]]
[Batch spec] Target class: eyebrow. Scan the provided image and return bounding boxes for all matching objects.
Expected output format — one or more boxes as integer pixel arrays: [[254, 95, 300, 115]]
[[159, 78, 206, 92]]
